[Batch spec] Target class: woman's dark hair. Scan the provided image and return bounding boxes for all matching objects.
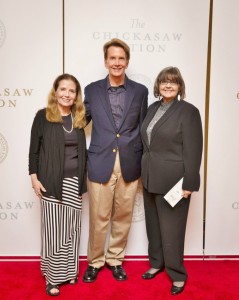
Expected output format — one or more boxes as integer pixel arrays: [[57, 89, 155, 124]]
[[154, 66, 186, 99]]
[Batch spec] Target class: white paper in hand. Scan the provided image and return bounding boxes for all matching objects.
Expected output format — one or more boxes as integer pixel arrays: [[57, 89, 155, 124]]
[[164, 177, 184, 207]]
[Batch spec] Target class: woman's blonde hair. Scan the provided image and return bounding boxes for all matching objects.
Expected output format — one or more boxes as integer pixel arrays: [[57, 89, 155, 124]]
[[46, 73, 86, 128]]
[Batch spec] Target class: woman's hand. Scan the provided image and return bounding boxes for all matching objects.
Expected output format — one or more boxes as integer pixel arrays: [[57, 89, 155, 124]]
[[182, 190, 192, 199], [31, 174, 46, 199]]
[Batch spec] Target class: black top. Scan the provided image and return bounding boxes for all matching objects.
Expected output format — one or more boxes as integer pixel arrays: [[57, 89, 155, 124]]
[[29, 109, 87, 199], [62, 114, 78, 178]]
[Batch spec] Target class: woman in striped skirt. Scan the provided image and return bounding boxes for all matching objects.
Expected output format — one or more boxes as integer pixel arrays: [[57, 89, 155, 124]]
[[29, 74, 87, 296]]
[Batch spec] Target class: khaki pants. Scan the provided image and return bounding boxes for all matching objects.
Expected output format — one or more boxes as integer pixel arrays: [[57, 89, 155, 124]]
[[87, 151, 138, 268]]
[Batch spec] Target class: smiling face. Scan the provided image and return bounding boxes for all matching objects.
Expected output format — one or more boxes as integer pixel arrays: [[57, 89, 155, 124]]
[[154, 67, 186, 101], [159, 79, 179, 103], [104, 46, 129, 84], [55, 79, 77, 115]]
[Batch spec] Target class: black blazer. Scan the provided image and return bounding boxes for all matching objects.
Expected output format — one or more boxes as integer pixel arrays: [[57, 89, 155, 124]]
[[29, 109, 87, 199], [84, 76, 148, 183], [141, 99, 203, 194]]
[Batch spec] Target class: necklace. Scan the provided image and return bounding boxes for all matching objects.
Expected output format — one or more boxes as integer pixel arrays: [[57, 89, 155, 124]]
[[62, 113, 73, 133]]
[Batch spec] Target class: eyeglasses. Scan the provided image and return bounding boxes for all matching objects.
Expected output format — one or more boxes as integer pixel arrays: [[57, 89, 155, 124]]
[[160, 80, 178, 86]]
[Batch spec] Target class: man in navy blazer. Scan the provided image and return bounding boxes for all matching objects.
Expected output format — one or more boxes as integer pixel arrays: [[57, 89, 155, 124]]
[[83, 38, 148, 282]]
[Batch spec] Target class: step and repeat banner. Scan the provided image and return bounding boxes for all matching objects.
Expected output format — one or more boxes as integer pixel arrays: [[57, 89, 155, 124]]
[[0, 0, 63, 255], [64, 0, 209, 255], [205, 0, 239, 255], [3, 0, 237, 257]]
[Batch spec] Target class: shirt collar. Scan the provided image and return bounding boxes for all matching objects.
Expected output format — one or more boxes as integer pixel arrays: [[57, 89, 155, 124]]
[[107, 76, 127, 91]]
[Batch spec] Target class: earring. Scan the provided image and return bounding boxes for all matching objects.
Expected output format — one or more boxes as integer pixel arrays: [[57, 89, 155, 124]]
[[177, 94, 181, 101]]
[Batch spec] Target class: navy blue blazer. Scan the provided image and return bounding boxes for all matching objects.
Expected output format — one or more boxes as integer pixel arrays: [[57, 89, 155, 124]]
[[84, 76, 148, 183]]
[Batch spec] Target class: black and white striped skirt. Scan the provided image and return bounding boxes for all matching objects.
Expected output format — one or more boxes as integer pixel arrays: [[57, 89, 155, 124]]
[[40, 176, 82, 285]]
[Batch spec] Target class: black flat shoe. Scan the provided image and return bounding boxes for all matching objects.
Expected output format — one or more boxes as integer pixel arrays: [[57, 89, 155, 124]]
[[46, 283, 60, 296], [142, 268, 164, 280], [108, 265, 127, 281], [171, 284, 185, 295], [83, 266, 100, 283]]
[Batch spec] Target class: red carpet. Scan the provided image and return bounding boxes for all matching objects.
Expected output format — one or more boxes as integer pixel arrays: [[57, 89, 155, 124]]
[[0, 260, 238, 300]]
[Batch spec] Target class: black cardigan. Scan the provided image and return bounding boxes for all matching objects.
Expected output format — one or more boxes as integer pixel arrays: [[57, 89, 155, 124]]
[[29, 108, 87, 199]]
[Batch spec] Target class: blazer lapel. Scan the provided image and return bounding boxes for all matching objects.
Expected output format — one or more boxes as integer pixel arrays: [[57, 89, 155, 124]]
[[150, 99, 181, 142], [98, 78, 117, 130], [117, 79, 135, 130]]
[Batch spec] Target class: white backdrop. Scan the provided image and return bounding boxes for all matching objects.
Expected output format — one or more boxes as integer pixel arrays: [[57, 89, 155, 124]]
[[0, 0, 63, 255], [0, 0, 227, 257], [205, 0, 239, 255], [65, 0, 209, 256]]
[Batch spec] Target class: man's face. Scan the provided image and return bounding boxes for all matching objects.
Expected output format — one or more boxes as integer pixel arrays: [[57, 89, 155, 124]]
[[105, 46, 129, 81]]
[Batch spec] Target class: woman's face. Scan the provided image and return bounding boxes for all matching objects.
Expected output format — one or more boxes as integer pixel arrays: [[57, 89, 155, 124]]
[[55, 79, 77, 112], [159, 79, 179, 102]]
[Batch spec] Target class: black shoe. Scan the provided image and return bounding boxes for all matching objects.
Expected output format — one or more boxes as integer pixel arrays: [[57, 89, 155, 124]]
[[82, 266, 100, 283], [108, 265, 127, 281], [171, 283, 185, 295], [142, 268, 164, 280], [46, 283, 60, 296]]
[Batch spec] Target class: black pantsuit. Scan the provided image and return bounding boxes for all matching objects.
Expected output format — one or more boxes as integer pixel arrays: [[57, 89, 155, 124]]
[[143, 189, 190, 281], [141, 99, 203, 282]]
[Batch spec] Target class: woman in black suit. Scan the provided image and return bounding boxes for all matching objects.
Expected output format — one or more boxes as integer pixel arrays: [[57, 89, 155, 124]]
[[140, 67, 203, 295]]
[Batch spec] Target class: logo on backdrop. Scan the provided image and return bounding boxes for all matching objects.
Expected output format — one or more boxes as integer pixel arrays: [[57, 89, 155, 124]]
[[132, 181, 145, 222], [0, 20, 6, 48], [0, 133, 8, 163], [129, 73, 155, 105], [132, 192, 145, 223], [92, 18, 182, 53], [232, 202, 239, 209], [0, 88, 33, 108], [0, 201, 35, 221]]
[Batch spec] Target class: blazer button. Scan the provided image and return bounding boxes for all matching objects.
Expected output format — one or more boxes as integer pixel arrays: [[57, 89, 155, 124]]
[[116, 133, 120, 138], [112, 149, 116, 152]]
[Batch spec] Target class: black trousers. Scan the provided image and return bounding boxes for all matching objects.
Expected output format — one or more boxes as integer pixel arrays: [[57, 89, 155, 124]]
[[143, 188, 190, 282]]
